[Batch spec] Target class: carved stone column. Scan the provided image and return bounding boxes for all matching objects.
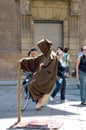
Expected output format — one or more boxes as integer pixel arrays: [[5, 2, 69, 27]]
[[19, 0, 33, 56], [71, 0, 81, 15], [69, 0, 81, 49], [67, 0, 81, 66], [20, 0, 30, 14]]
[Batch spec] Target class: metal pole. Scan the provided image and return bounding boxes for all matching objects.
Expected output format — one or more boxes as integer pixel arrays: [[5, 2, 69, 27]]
[[17, 63, 21, 122]]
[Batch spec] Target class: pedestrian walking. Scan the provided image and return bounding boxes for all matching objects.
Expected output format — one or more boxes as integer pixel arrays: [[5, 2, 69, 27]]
[[76, 47, 84, 88], [76, 45, 86, 105], [50, 50, 67, 103], [63, 47, 71, 77], [76, 47, 83, 58]]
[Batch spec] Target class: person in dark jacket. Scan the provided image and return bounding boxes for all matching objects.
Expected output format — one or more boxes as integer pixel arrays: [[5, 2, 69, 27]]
[[50, 51, 67, 103], [22, 47, 38, 86]]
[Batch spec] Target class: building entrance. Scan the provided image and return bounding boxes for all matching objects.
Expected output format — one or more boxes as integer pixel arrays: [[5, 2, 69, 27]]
[[34, 21, 63, 51]]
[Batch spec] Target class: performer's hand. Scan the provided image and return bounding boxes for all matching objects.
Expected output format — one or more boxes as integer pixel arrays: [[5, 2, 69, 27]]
[[33, 72, 36, 77], [40, 63, 44, 70], [17, 59, 22, 65]]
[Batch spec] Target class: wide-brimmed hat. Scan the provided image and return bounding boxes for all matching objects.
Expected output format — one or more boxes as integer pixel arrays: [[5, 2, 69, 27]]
[[37, 39, 53, 55]]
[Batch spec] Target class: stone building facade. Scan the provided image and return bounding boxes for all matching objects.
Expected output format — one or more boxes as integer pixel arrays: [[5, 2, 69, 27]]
[[0, 0, 86, 80]]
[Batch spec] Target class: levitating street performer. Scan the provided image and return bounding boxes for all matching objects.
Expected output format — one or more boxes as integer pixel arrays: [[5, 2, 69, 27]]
[[19, 39, 57, 110]]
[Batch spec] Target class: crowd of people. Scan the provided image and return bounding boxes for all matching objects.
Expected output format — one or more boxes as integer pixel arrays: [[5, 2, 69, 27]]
[[18, 39, 86, 110]]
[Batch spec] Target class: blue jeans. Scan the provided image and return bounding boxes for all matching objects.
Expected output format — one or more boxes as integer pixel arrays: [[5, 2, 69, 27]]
[[79, 70, 86, 102], [51, 76, 66, 100]]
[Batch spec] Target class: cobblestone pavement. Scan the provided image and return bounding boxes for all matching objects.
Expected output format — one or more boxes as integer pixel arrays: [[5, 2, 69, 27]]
[[0, 77, 86, 130]]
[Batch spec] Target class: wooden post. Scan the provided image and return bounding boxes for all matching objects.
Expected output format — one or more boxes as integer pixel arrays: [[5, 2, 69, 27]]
[[17, 63, 21, 122]]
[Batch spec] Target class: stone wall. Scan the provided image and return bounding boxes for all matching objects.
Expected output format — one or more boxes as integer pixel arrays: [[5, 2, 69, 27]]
[[0, 0, 86, 80], [80, 0, 86, 47], [0, 0, 21, 80], [0, 53, 21, 80], [0, 0, 20, 53]]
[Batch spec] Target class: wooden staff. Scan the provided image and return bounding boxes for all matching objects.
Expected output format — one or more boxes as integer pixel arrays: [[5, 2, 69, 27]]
[[17, 62, 21, 122]]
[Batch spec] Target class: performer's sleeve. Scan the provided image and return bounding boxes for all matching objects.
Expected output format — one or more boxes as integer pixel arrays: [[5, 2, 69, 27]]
[[21, 59, 30, 72]]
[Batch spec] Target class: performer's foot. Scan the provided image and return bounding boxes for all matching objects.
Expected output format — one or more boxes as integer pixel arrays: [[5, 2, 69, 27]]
[[36, 102, 42, 110], [36, 94, 50, 110]]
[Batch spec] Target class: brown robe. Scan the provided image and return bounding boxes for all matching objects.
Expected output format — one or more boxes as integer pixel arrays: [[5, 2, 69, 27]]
[[21, 54, 43, 73], [21, 50, 57, 100]]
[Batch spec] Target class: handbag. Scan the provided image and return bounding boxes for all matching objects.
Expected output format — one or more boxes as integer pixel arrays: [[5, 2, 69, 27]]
[[71, 67, 76, 77]]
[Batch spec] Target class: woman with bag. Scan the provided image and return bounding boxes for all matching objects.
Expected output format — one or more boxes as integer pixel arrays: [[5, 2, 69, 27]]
[[76, 45, 86, 105]]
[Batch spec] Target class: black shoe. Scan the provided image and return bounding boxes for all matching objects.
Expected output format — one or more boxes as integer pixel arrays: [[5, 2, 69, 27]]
[[81, 101, 86, 105]]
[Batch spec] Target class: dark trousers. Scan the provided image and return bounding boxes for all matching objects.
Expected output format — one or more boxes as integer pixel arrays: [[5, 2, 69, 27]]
[[51, 76, 66, 100], [22, 72, 32, 94], [22, 72, 32, 85], [60, 77, 66, 100]]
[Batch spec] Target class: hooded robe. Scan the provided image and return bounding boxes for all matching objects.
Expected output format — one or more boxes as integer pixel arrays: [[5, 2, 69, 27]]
[[21, 39, 58, 100]]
